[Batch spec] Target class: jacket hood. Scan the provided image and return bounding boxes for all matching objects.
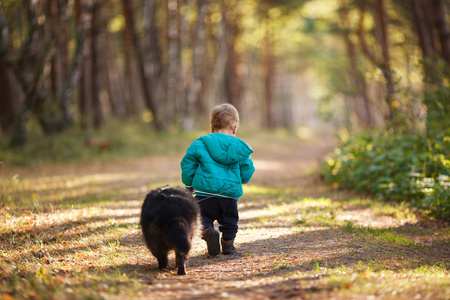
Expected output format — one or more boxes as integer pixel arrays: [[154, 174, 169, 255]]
[[200, 133, 254, 164]]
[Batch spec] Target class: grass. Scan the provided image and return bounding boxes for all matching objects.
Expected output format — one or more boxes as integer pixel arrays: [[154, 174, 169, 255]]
[[1, 125, 449, 299], [0, 119, 203, 167], [341, 221, 424, 249]]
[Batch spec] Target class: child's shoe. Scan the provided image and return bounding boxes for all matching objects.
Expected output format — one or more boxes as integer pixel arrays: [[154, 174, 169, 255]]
[[202, 227, 220, 257], [221, 238, 236, 254]]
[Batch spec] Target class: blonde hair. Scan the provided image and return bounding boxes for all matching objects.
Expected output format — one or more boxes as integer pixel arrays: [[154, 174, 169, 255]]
[[210, 103, 239, 132]]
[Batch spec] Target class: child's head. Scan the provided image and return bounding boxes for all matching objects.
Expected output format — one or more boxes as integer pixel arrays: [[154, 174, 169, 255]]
[[210, 103, 239, 134]]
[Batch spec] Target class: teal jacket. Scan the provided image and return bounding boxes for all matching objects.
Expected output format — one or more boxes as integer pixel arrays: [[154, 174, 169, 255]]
[[181, 133, 255, 201]]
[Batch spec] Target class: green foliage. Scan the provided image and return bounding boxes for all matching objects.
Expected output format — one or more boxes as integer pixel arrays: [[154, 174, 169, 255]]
[[424, 82, 450, 135], [320, 131, 450, 219]]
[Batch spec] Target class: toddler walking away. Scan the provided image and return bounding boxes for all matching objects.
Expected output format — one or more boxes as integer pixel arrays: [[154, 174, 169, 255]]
[[180, 103, 255, 256]]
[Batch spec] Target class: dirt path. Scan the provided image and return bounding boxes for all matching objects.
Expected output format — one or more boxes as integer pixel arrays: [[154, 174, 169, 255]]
[[1, 133, 449, 299]]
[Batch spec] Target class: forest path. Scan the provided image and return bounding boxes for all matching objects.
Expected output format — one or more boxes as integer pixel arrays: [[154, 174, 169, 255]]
[[1, 132, 449, 299]]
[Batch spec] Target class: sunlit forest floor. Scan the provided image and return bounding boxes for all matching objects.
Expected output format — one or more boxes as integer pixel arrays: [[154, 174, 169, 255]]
[[1, 130, 449, 299]]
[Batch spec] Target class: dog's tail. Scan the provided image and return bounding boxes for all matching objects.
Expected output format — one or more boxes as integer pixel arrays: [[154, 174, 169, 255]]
[[164, 218, 192, 254]]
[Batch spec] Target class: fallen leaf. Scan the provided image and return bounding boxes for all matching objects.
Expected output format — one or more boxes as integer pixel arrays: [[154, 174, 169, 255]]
[[2, 294, 17, 300]]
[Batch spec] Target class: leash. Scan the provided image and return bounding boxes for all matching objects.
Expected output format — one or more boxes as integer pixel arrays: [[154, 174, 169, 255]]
[[194, 184, 241, 202]]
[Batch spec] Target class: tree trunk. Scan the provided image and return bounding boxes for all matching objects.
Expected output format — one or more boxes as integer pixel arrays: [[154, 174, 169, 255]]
[[122, 7, 138, 116], [58, 1, 69, 84], [428, 0, 450, 65], [101, 3, 126, 118], [1, 1, 50, 146], [49, 0, 62, 99], [423, 0, 450, 134], [91, 0, 103, 130], [123, 48, 139, 114], [76, 0, 89, 130], [178, 0, 192, 129], [122, 0, 164, 129], [339, 0, 372, 128], [262, 20, 274, 129], [166, 0, 182, 128], [58, 0, 85, 128], [144, 0, 162, 79], [358, 0, 396, 121], [208, 7, 229, 110], [144, 0, 163, 116], [0, 53, 14, 133], [78, 59, 89, 130], [225, 1, 241, 111], [374, 0, 395, 121], [2, 0, 85, 144], [183, 0, 208, 130], [410, 0, 436, 79], [40, 0, 75, 132]]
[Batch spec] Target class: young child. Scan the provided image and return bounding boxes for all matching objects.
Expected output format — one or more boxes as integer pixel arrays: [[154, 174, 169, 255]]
[[180, 103, 255, 256]]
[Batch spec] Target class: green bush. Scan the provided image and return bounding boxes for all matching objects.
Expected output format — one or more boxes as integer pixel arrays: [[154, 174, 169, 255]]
[[320, 131, 450, 219]]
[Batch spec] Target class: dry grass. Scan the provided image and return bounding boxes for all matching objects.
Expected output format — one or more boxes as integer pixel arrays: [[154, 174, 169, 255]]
[[1, 132, 449, 299]]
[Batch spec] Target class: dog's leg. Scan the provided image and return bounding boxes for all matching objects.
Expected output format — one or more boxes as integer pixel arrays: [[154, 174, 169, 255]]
[[156, 251, 169, 270], [175, 251, 187, 275]]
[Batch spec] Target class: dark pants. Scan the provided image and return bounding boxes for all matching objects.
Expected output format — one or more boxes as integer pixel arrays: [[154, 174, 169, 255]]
[[196, 196, 239, 241]]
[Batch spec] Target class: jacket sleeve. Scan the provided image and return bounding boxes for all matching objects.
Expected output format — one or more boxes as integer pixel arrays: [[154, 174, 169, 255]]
[[180, 143, 199, 189], [240, 155, 255, 184]]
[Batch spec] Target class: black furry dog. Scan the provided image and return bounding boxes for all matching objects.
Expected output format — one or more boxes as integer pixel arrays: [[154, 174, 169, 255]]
[[140, 186, 201, 275]]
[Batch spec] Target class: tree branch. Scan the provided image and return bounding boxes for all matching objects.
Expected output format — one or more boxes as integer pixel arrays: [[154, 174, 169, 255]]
[[357, 0, 381, 67]]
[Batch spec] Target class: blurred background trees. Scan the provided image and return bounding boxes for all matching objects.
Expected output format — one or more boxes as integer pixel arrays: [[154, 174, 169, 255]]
[[0, 0, 449, 147]]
